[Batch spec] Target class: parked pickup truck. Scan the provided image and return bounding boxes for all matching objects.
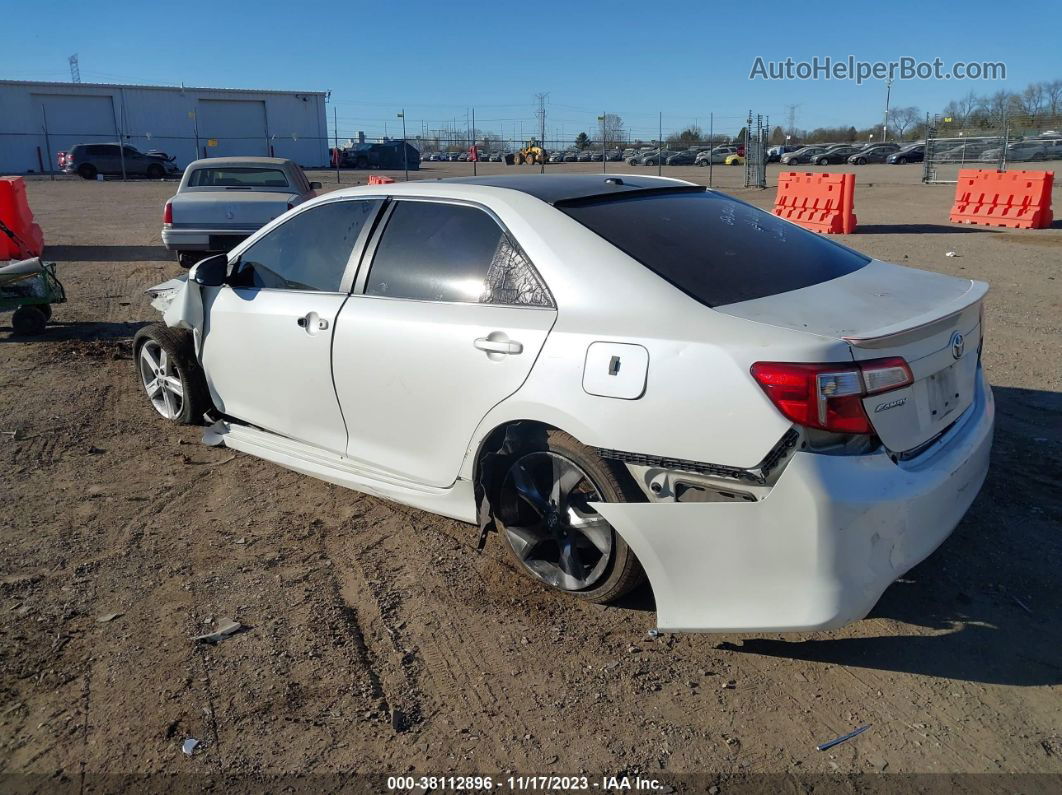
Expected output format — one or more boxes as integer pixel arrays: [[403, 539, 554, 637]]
[[162, 157, 320, 267]]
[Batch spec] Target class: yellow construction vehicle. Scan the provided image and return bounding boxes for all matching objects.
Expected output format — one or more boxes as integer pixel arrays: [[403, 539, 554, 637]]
[[513, 139, 547, 165]]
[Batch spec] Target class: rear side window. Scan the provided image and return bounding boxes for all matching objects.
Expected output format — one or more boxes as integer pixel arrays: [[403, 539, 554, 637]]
[[558, 190, 869, 306], [233, 199, 381, 291], [365, 201, 553, 307], [189, 168, 290, 188]]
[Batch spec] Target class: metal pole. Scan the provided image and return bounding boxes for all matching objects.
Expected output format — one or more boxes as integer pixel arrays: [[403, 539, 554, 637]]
[[41, 105, 55, 181], [599, 113, 606, 173], [539, 97, 545, 175], [118, 90, 127, 181], [709, 112, 714, 187], [658, 111, 662, 176], [191, 110, 200, 163], [472, 107, 477, 176], [334, 105, 340, 184], [882, 78, 892, 144], [400, 110, 408, 181]]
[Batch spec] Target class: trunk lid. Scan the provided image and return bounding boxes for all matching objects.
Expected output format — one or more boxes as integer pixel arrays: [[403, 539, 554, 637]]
[[717, 260, 987, 453], [169, 191, 298, 228]]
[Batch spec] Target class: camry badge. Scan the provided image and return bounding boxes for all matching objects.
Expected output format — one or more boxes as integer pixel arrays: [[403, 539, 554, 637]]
[[874, 397, 907, 413], [951, 331, 965, 360]]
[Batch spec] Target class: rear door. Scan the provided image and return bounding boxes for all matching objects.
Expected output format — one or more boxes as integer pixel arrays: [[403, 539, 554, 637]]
[[200, 198, 383, 453], [333, 198, 556, 487]]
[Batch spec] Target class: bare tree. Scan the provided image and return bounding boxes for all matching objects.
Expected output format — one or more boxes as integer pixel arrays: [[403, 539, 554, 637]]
[[890, 106, 921, 139], [1045, 79, 1062, 117], [1019, 83, 1046, 123], [601, 113, 624, 147], [666, 125, 703, 148]]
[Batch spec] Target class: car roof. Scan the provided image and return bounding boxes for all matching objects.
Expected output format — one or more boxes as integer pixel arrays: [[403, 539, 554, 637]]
[[187, 156, 293, 167], [437, 173, 698, 204]]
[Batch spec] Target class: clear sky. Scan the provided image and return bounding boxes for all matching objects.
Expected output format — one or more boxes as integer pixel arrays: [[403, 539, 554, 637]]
[[4, 0, 1060, 144]]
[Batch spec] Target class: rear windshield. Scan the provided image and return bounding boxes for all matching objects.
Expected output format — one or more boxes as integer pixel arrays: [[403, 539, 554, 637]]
[[188, 167, 289, 188], [558, 190, 870, 306]]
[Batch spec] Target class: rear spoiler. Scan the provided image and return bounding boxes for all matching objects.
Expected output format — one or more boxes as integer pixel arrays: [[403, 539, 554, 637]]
[[843, 279, 989, 347]]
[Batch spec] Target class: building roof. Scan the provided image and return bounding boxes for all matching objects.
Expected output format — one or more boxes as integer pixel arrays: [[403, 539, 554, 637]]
[[438, 173, 701, 205], [0, 79, 326, 97]]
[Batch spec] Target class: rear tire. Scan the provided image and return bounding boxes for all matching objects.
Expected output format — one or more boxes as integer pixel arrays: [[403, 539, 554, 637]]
[[133, 324, 211, 425], [493, 429, 646, 604], [11, 305, 47, 336], [77, 164, 97, 180], [146, 163, 164, 179], [818, 157, 829, 166]]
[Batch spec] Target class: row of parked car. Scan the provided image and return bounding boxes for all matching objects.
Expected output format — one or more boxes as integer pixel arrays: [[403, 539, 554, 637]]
[[929, 137, 1062, 163], [775, 142, 926, 166]]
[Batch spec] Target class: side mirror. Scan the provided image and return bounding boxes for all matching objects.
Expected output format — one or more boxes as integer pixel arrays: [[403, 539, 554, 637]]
[[309, 181, 322, 189], [190, 253, 229, 287]]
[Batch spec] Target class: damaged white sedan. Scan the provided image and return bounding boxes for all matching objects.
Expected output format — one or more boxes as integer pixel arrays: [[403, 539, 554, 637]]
[[139, 174, 993, 633]]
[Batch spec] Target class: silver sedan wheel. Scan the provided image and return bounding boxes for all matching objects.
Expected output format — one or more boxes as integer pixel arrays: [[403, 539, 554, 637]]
[[500, 452, 614, 592], [138, 340, 185, 420]]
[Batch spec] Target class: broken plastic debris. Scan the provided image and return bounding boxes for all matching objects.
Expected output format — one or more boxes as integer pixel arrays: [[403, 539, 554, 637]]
[[816, 724, 871, 751], [96, 612, 123, 623], [945, 251, 959, 257], [192, 617, 242, 644], [201, 420, 227, 447], [182, 738, 200, 756]]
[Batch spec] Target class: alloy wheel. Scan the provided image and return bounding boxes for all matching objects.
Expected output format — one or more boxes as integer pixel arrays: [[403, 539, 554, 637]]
[[139, 340, 185, 420], [500, 452, 614, 591]]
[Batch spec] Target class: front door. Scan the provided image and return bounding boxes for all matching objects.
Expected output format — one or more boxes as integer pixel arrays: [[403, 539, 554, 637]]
[[200, 198, 382, 453], [333, 199, 557, 487]]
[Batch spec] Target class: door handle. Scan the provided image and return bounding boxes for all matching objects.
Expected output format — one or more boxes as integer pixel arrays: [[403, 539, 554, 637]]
[[474, 337, 523, 355], [296, 313, 329, 332]]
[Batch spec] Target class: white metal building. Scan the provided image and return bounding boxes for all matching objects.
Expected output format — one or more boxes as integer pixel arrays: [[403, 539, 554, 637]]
[[0, 80, 330, 174]]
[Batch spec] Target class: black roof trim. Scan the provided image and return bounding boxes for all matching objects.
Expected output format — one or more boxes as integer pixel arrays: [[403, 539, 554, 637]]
[[438, 173, 703, 205], [552, 184, 706, 208]]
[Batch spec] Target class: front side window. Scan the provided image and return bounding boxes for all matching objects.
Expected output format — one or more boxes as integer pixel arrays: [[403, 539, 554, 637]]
[[190, 168, 290, 188], [232, 199, 381, 292], [365, 201, 553, 307]]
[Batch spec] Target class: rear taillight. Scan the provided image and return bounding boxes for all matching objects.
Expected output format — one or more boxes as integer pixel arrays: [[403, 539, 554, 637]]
[[751, 357, 913, 434], [163, 201, 173, 225]]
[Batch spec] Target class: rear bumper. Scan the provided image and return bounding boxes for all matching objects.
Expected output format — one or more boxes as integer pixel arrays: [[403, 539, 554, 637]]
[[592, 368, 994, 633], [161, 227, 254, 252]]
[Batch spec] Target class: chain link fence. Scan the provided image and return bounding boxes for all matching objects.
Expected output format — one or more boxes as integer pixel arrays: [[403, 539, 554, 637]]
[[923, 118, 1062, 183]]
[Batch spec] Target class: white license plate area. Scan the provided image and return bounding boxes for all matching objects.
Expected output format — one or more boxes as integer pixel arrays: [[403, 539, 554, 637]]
[[926, 361, 966, 423]]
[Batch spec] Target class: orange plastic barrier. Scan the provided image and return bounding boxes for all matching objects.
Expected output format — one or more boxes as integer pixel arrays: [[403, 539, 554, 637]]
[[367, 175, 396, 185], [0, 177, 45, 259], [949, 169, 1053, 229], [772, 172, 857, 234]]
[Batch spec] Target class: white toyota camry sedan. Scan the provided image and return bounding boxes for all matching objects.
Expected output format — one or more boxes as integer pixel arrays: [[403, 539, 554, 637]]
[[139, 174, 994, 633]]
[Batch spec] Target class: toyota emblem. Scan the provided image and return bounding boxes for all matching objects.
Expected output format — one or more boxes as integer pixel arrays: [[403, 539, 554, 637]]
[[950, 331, 965, 360]]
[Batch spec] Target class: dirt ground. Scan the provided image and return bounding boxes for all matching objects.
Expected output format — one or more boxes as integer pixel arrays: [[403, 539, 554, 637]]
[[1, 163, 1060, 790]]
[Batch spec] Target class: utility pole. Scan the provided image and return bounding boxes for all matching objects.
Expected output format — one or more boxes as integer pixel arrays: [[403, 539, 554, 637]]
[[709, 112, 714, 187], [398, 110, 408, 181], [658, 112, 662, 176], [882, 78, 893, 143], [472, 107, 477, 176], [785, 104, 798, 142], [535, 93, 547, 174], [598, 113, 606, 173], [333, 105, 340, 184]]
